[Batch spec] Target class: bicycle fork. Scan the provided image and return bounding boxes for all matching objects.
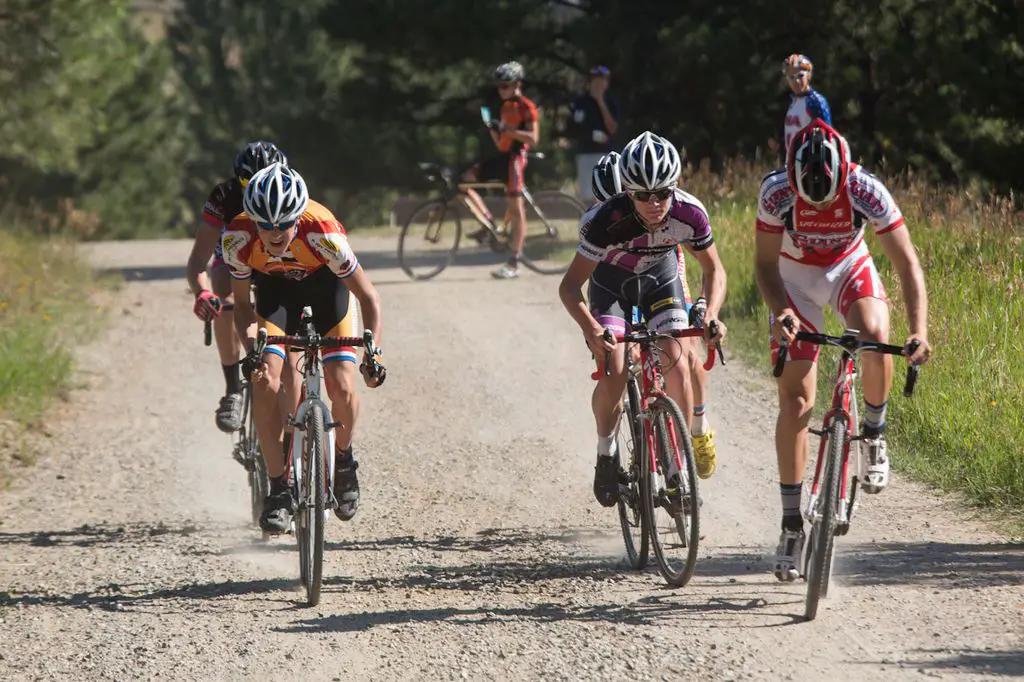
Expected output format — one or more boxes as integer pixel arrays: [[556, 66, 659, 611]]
[[288, 370, 341, 517]]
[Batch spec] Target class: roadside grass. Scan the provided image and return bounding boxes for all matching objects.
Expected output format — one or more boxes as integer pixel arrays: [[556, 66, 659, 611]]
[[0, 230, 111, 484], [682, 161, 1024, 511]]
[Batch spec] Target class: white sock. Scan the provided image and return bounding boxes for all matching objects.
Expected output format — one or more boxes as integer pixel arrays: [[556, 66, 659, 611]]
[[597, 435, 614, 457], [692, 404, 709, 437]]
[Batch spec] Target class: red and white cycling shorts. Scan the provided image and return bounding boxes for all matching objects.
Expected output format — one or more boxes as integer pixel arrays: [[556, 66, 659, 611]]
[[769, 241, 888, 364]]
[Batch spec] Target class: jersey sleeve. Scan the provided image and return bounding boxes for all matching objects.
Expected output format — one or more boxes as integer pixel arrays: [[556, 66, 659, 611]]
[[202, 185, 229, 228], [807, 91, 832, 125], [221, 218, 256, 279], [755, 172, 790, 234], [521, 98, 538, 125], [305, 217, 358, 278], [576, 204, 608, 261], [674, 193, 714, 251], [849, 168, 905, 234]]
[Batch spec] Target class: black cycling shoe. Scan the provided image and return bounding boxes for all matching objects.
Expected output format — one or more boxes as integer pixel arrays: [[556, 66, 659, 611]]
[[215, 392, 243, 433], [259, 491, 294, 534], [333, 456, 360, 521], [593, 455, 620, 508]]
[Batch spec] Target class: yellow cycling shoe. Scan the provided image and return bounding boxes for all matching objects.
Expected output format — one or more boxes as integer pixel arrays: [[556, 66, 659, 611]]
[[692, 430, 717, 479]]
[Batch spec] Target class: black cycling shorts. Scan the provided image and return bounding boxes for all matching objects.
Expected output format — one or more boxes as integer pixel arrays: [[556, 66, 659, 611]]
[[588, 254, 689, 335], [253, 266, 358, 364]]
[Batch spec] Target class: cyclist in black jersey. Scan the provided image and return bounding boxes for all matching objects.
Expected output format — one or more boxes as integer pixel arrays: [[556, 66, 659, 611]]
[[559, 132, 728, 508]]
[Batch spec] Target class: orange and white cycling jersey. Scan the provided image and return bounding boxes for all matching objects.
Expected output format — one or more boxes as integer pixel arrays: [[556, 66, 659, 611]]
[[221, 200, 358, 281]]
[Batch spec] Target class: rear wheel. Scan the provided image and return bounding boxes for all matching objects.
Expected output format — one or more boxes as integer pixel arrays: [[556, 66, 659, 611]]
[[243, 388, 269, 527], [617, 376, 648, 569], [398, 198, 461, 280], [804, 417, 845, 621], [647, 396, 701, 587], [518, 190, 585, 275]]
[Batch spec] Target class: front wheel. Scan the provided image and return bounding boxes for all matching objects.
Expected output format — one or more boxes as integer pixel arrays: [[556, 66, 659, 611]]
[[646, 395, 701, 587], [299, 404, 328, 607], [804, 417, 845, 621], [617, 377, 649, 570], [518, 190, 585, 275], [397, 198, 461, 280]]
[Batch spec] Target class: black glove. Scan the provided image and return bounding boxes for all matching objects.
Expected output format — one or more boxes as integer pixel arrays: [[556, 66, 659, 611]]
[[688, 297, 708, 329], [360, 350, 387, 386], [240, 350, 262, 380]]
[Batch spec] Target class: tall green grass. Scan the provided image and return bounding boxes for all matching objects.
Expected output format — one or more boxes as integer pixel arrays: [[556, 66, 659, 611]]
[[682, 161, 1024, 510], [0, 232, 107, 424]]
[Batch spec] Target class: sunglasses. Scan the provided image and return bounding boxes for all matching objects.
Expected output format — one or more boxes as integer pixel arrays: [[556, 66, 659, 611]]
[[590, 66, 611, 76], [787, 72, 809, 81], [631, 188, 674, 203], [256, 219, 297, 231], [495, 82, 515, 90]]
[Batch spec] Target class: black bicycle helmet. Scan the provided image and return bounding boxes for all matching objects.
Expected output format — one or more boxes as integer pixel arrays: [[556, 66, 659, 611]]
[[234, 141, 288, 182]]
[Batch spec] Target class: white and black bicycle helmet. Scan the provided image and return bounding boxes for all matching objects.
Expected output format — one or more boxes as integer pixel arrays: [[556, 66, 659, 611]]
[[243, 162, 309, 226], [234, 140, 288, 182], [591, 151, 623, 202], [493, 60, 525, 82], [619, 131, 682, 192]]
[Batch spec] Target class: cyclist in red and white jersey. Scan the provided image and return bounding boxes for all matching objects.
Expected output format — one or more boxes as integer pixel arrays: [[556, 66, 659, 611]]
[[755, 119, 932, 581], [559, 132, 727, 508], [186, 141, 287, 432], [589, 152, 720, 478]]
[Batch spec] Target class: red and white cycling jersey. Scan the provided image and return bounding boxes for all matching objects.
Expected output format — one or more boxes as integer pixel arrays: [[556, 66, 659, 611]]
[[756, 164, 905, 267]]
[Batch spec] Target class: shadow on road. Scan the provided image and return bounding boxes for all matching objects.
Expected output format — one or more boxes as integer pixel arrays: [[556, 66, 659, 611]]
[[895, 649, 1024, 678], [837, 540, 1024, 588]]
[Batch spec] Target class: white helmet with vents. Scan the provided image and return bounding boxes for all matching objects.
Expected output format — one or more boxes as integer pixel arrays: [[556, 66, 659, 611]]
[[591, 152, 622, 202], [243, 162, 309, 226], [619, 131, 681, 192]]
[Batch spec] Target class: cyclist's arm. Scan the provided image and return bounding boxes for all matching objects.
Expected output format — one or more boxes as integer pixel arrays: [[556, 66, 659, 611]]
[[877, 226, 928, 339], [507, 120, 539, 147], [754, 230, 789, 317], [343, 265, 382, 345], [231, 276, 257, 352], [186, 223, 220, 296], [684, 242, 727, 321], [558, 253, 601, 333]]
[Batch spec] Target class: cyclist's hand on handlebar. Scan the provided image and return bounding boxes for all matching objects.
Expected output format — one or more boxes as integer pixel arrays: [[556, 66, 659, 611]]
[[705, 318, 726, 344], [585, 326, 616, 357], [240, 349, 266, 383], [904, 333, 932, 365], [193, 289, 221, 321], [772, 309, 800, 345], [360, 351, 386, 388], [688, 297, 708, 329]]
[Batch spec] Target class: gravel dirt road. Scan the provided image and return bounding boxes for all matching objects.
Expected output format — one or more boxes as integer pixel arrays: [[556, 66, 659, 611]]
[[1, 237, 1021, 681]]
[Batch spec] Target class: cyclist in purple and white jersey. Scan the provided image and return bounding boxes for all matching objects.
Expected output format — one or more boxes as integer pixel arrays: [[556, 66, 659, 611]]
[[589, 152, 720, 481], [782, 54, 832, 153], [559, 132, 727, 508]]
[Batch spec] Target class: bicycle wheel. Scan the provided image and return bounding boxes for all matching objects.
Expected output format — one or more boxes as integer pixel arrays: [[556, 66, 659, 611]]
[[300, 403, 328, 606], [397, 198, 461, 280], [519, 190, 585, 275], [804, 417, 845, 620], [616, 376, 649, 569], [242, 387, 269, 527], [647, 395, 701, 587]]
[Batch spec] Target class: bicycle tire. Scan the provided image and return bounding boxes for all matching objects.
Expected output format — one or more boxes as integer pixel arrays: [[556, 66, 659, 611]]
[[647, 395, 701, 587], [243, 387, 269, 527], [616, 375, 649, 570], [302, 403, 328, 606], [397, 198, 461, 280], [294, 428, 310, 590], [518, 190, 586, 275], [804, 417, 845, 621]]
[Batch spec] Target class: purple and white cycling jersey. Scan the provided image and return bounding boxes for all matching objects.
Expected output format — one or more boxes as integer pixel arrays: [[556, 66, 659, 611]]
[[577, 188, 714, 273]]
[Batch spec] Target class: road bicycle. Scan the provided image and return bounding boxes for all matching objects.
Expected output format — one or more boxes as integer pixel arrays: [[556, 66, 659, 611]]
[[397, 155, 585, 280], [204, 304, 269, 527], [596, 320, 725, 587], [252, 308, 383, 606], [774, 326, 919, 621]]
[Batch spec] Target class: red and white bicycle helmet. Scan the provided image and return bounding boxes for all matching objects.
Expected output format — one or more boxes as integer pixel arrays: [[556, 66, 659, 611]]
[[787, 118, 850, 206]]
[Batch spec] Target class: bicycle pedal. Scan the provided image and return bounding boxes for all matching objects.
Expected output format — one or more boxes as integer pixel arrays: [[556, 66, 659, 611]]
[[835, 521, 850, 537], [326, 421, 341, 430]]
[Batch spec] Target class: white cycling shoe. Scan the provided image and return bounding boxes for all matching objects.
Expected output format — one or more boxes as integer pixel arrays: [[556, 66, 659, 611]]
[[773, 528, 805, 582], [861, 436, 890, 494]]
